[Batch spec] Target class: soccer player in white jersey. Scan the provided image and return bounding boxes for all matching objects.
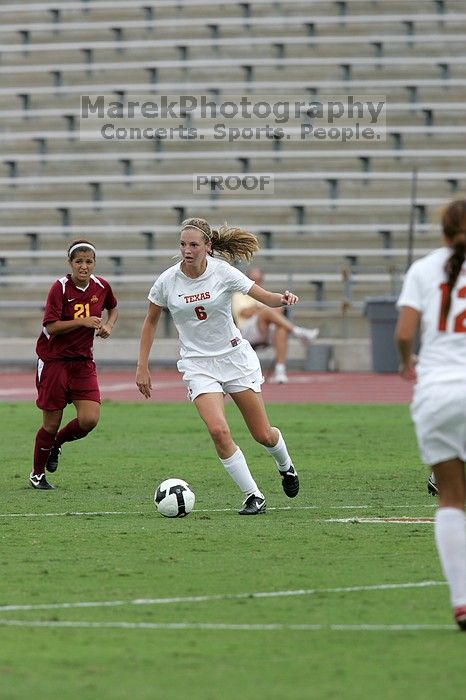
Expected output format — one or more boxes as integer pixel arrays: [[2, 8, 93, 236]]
[[136, 217, 301, 515], [395, 199, 466, 630]]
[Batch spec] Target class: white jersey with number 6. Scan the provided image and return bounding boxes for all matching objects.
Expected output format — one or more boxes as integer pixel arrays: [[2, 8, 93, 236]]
[[397, 246, 466, 386], [148, 257, 254, 359]]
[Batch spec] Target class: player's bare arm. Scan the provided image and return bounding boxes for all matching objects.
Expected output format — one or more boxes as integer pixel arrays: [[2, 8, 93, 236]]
[[395, 305, 420, 380], [46, 316, 102, 335], [136, 302, 163, 398], [247, 283, 299, 307]]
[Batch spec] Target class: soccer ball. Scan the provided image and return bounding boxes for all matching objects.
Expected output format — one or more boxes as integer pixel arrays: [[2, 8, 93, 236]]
[[154, 478, 195, 518]]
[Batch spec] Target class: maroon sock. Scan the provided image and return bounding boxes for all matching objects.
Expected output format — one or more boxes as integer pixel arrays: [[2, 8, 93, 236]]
[[55, 418, 89, 447], [33, 427, 57, 475]]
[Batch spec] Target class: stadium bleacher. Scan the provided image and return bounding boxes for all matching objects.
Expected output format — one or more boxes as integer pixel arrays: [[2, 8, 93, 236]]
[[1, 0, 464, 368]]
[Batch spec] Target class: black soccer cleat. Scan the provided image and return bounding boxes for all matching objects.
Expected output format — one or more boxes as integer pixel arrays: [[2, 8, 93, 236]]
[[427, 473, 438, 497], [46, 445, 61, 473], [29, 472, 54, 490], [280, 464, 299, 498], [238, 494, 266, 516]]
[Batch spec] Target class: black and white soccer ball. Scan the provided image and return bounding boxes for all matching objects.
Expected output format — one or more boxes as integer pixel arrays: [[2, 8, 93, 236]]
[[154, 478, 195, 518]]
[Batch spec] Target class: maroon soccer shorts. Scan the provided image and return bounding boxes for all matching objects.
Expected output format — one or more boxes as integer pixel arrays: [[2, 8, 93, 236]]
[[36, 359, 101, 410]]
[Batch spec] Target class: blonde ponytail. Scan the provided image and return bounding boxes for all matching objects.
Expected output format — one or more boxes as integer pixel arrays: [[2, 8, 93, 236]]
[[181, 218, 259, 263]]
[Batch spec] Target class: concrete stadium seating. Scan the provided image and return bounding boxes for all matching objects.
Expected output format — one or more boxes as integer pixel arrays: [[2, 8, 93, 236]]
[[0, 0, 464, 367]]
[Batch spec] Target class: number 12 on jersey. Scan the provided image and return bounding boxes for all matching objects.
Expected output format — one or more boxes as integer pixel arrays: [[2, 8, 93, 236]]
[[438, 283, 466, 332]]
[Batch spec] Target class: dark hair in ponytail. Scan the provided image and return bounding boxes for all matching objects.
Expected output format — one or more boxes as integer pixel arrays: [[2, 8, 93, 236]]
[[443, 200, 466, 318]]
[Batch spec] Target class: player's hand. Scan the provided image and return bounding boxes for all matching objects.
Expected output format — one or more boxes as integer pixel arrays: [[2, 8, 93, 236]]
[[96, 323, 113, 339], [136, 366, 152, 399], [83, 316, 102, 329], [399, 354, 417, 381], [281, 290, 299, 305]]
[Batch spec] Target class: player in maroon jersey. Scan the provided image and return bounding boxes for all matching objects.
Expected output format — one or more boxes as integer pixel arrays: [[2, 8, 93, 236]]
[[30, 240, 118, 489]]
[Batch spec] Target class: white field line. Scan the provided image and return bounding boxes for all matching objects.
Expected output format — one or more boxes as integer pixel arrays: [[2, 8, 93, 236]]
[[324, 517, 434, 524], [0, 581, 445, 613], [0, 388, 33, 397], [100, 381, 183, 392], [0, 375, 337, 398], [0, 511, 133, 518], [0, 619, 455, 632], [0, 380, 182, 398], [0, 504, 436, 518]]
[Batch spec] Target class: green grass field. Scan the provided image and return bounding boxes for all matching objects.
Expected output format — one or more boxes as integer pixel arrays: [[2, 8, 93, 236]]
[[1, 401, 465, 700]]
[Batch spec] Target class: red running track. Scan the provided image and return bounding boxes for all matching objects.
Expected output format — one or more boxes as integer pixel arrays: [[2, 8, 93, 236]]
[[0, 369, 413, 404]]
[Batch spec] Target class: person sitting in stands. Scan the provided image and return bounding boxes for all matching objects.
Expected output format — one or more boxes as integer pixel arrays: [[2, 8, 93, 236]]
[[232, 268, 319, 384]]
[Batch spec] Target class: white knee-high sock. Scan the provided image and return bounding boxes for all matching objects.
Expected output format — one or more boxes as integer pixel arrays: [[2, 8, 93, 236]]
[[220, 447, 263, 498], [264, 428, 292, 471], [434, 507, 466, 607]]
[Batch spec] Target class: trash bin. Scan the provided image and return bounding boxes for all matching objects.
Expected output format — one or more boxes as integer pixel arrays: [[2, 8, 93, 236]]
[[305, 343, 333, 372], [364, 296, 399, 373]]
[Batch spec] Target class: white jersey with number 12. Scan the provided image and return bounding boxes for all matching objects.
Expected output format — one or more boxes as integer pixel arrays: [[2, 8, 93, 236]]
[[397, 246, 466, 386]]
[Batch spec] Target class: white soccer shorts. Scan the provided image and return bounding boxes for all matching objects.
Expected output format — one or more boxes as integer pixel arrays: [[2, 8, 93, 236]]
[[177, 342, 264, 402], [411, 381, 466, 465]]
